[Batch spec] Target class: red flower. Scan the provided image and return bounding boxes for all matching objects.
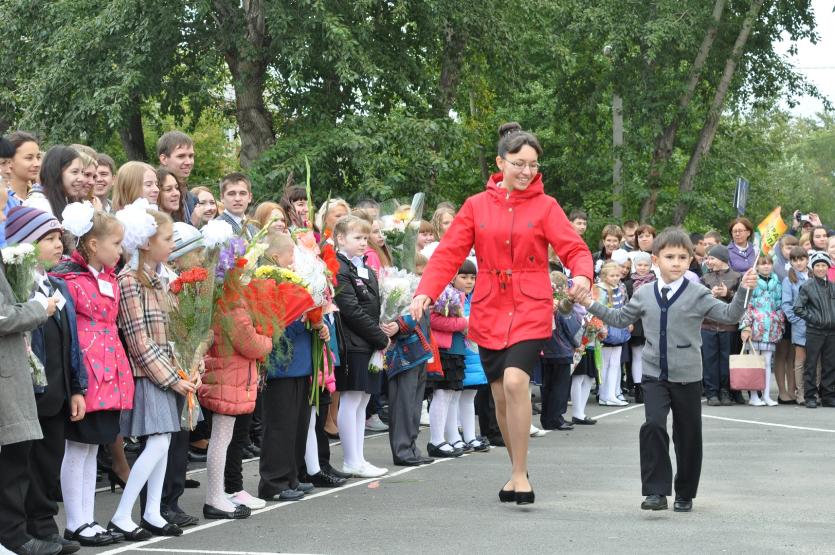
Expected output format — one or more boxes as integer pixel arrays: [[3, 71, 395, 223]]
[[320, 244, 340, 284], [306, 306, 324, 325], [236, 258, 247, 268], [170, 279, 183, 294]]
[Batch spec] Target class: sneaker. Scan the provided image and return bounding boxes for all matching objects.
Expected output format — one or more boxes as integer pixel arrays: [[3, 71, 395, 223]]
[[707, 397, 721, 406], [529, 425, 546, 437], [719, 390, 733, 406], [342, 462, 388, 478], [420, 401, 430, 426], [365, 415, 389, 432], [763, 397, 778, 407], [748, 398, 765, 407], [229, 490, 267, 510]]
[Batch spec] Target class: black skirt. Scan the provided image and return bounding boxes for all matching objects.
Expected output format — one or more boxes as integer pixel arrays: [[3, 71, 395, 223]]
[[66, 409, 120, 445], [335, 351, 383, 395], [428, 353, 465, 390], [572, 348, 597, 379], [478, 339, 545, 383]]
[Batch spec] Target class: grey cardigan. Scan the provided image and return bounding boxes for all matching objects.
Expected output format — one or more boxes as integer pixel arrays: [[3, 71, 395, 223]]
[[0, 258, 48, 446], [589, 279, 748, 383]]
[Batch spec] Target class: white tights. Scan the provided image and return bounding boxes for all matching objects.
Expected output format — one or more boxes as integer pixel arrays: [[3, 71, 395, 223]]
[[571, 375, 595, 419], [631, 344, 643, 385], [337, 391, 370, 468], [111, 433, 171, 531], [428, 389, 453, 451], [61, 441, 102, 536], [600, 346, 622, 402], [304, 407, 320, 476], [458, 389, 478, 443], [750, 350, 774, 403], [206, 414, 236, 511]]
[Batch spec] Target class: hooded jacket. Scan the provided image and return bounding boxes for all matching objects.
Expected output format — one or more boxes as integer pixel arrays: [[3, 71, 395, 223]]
[[415, 172, 593, 350]]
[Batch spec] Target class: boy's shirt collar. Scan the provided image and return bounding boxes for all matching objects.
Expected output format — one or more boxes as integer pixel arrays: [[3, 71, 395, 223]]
[[656, 275, 684, 297]]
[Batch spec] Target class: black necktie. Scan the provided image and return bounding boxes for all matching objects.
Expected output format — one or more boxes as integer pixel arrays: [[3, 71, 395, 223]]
[[661, 286, 671, 303]]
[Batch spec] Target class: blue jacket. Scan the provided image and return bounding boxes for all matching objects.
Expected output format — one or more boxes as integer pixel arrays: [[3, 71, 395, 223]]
[[782, 272, 807, 346], [463, 296, 487, 387], [386, 314, 433, 379], [30, 276, 87, 395], [542, 309, 583, 364], [265, 319, 312, 379]]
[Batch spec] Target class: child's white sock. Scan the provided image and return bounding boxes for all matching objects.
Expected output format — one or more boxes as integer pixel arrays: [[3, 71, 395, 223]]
[[459, 389, 478, 442]]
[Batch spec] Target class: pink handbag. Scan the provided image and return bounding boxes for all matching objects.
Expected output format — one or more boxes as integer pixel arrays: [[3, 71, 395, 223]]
[[729, 340, 766, 391]]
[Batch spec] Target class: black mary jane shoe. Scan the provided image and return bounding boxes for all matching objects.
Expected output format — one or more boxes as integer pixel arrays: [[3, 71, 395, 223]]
[[202, 503, 251, 520], [427, 442, 463, 458], [90, 521, 124, 543], [139, 519, 183, 537], [63, 523, 114, 547], [515, 489, 535, 505], [107, 521, 152, 542], [451, 440, 473, 454]]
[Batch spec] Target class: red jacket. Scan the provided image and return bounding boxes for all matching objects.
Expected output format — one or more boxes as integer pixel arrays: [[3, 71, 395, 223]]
[[200, 304, 273, 416], [415, 172, 593, 350]]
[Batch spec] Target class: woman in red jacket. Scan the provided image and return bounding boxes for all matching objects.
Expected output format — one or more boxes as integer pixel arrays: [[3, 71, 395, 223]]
[[411, 122, 593, 505]]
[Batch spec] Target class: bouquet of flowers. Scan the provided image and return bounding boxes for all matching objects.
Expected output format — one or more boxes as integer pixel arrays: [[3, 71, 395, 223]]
[[433, 284, 464, 317], [551, 276, 574, 315], [579, 314, 606, 380], [378, 192, 425, 272], [379, 267, 420, 323], [1, 243, 47, 388]]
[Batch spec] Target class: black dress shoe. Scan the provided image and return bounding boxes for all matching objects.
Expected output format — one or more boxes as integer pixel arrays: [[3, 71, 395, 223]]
[[106, 521, 152, 542], [9, 537, 63, 555], [184, 478, 200, 488], [673, 496, 693, 512], [308, 471, 347, 488], [162, 511, 198, 527], [275, 488, 304, 501], [295, 482, 315, 494], [777, 398, 795, 405], [427, 442, 463, 458], [451, 440, 473, 453], [38, 534, 80, 554], [323, 463, 351, 479], [572, 416, 597, 425], [140, 519, 182, 537], [188, 449, 207, 462], [62, 523, 113, 547], [203, 503, 251, 520], [641, 494, 668, 511], [394, 458, 423, 466], [487, 435, 505, 447], [556, 421, 574, 431], [417, 456, 435, 464], [516, 489, 535, 505]]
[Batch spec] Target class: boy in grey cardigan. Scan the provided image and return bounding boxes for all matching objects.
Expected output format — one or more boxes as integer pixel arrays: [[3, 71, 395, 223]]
[[580, 229, 756, 513]]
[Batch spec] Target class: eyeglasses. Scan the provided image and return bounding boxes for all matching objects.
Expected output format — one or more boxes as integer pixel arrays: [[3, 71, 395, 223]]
[[501, 156, 540, 172], [731, 228, 748, 234]]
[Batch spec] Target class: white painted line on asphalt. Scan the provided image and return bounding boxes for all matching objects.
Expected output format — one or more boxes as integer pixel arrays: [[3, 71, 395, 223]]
[[594, 404, 643, 419], [703, 414, 835, 433], [130, 549, 294, 555], [97, 457, 456, 555]]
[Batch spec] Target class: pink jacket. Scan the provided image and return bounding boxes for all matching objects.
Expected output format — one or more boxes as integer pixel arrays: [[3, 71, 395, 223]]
[[430, 312, 468, 350], [200, 304, 273, 416], [52, 251, 134, 412]]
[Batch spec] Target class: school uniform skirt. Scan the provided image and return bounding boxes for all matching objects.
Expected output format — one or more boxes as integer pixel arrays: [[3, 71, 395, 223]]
[[428, 354, 465, 390], [120, 377, 181, 437], [335, 351, 383, 395], [479, 339, 545, 383], [66, 409, 120, 444]]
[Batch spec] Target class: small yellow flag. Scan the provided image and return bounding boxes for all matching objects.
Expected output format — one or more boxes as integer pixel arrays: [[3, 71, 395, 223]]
[[757, 207, 788, 256]]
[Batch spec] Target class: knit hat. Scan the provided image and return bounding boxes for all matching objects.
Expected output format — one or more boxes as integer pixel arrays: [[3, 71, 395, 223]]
[[809, 251, 831, 268], [631, 251, 652, 265], [611, 248, 630, 265], [169, 222, 204, 261], [4, 205, 62, 245], [707, 244, 730, 264]]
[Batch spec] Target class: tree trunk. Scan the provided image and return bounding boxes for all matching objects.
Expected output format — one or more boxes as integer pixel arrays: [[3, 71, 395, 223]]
[[639, 0, 727, 222], [433, 22, 466, 118], [213, 0, 274, 168], [673, 0, 765, 225], [118, 103, 148, 161]]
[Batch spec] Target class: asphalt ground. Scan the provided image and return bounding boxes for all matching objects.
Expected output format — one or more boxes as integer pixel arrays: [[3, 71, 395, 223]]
[[68, 397, 835, 555]]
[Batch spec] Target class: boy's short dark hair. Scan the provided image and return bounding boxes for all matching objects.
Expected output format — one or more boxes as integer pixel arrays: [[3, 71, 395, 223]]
[[689, 232, 704, 244], [156, 131, 194, 158], [220, 172, 251, 195], [97, 153, 116, 172], [622, 220, 638, 231], [569, 208, 587, 222], [354, 198, 379, 211], [704, 230, 723, 243], [458, 259, 477, 275], [652, 228, 694, 257]]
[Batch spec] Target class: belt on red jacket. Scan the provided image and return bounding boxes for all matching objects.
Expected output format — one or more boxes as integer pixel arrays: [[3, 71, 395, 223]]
[[478, 267, 548, 290]]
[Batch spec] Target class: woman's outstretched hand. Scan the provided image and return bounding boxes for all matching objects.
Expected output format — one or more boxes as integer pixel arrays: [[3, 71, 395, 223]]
[[410, 294, 432, 321], [568, 276, 591, 303]]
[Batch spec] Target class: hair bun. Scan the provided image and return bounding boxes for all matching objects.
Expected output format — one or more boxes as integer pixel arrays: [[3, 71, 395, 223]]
[[498, 122, 522, 138]]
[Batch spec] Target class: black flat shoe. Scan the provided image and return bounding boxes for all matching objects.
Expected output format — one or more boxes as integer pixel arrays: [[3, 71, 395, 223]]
[[572, 416, 597, 425], [63, 523, 113, 547], [499, 482, 515, 503], [515, 489, 535, 505], [139, 519, 182, 537], [556, 422, 574, 431], [641, 494, 668, 511], [394, 458, 424, 466], [777, 398, 795, 405], [106, 521, 152, 542], [323, 463, 351, 479], [451, 440, 473, 453], [202, 503, 251, 520], [162, 511, 198, 527], [295, 482, 315, 494], [90, 521, 123, 543], [427, 442, 463, 458], [184, 478, 200, 489], [673, 496, 693, 512]]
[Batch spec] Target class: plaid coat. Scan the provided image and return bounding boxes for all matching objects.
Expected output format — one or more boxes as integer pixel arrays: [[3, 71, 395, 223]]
[[117, 268, 179, 389]]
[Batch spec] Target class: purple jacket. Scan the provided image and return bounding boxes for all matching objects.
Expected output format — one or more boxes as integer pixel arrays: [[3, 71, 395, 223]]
[[727, 242, 755, 274]]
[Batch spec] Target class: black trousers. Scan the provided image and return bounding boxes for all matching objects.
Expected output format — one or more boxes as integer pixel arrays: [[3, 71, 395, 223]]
[[25, 411, 65, 538], [0, 440, 33, 548], [258, 377, 310, 498], [224, 412, 253, 494], [804, 329, 835, 403], [640, 377, 702, 499], [387, 365, 426, 462], [475, 384, 500, 440], [539, 359, 571, 429]]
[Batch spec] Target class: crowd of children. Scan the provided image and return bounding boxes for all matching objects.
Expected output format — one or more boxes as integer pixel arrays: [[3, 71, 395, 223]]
[[2, 128, 835, 553]]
